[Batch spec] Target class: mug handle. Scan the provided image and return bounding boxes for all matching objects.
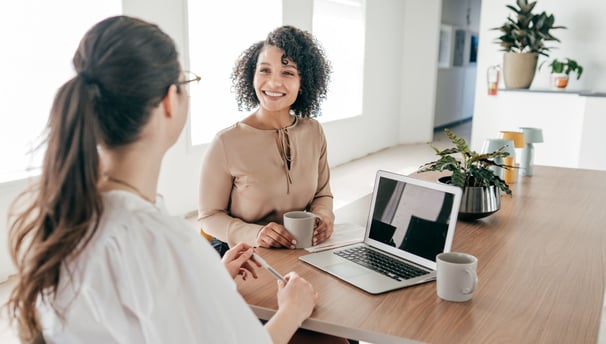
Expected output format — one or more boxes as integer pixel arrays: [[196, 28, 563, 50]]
[[462, 268, 478, 295], [308, 212, 322, 227]]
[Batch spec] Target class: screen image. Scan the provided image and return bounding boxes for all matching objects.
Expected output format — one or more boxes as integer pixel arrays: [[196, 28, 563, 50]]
[[368, 177, 454, 261]]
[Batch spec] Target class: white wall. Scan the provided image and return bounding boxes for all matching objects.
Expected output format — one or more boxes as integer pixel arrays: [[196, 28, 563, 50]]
[[579, 97, 606, 170], [399, 0, 442, 143], [434, 0, 481, 128], [0, 180, 30, 279], [529, 1, 606, 91], [0, 0, 442, 281], [442, 0, 482, 28], [472, 91, 586, 167], [472, 0, 606, 151], [435, 66, 477, 126], [323, 0, 405, 166]]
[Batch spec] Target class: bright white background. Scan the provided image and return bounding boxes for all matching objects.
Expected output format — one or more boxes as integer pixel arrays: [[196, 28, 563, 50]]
[[0, 0, 121, 183], [187, 0, 282, 145], [312, 0, 364, 121]]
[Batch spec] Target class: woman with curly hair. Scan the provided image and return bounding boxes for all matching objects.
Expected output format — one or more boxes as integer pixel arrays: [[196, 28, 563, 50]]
[[198, 25, 334, 253]]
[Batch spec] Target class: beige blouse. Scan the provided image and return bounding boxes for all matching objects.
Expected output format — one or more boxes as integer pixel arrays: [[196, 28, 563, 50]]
[[198, 117, 333, 247]]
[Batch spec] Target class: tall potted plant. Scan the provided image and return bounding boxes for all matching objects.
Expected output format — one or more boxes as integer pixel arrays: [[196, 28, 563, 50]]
[[417, 129, 512, 220], [493, 0, 566, 89]]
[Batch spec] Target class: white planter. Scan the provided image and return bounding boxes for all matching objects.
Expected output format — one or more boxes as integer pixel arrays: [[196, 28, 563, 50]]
[[550, 73, 569, 89]]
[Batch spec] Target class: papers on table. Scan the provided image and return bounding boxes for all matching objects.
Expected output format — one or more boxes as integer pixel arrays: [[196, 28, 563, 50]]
[[305, 223, 365, 253]]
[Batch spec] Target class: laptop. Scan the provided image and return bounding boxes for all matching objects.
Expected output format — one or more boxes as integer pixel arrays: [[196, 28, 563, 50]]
[[299, 170, 462, 294]]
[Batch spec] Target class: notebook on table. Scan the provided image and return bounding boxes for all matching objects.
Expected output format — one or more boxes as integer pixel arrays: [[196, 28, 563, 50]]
[[299, 170, 462, 294]]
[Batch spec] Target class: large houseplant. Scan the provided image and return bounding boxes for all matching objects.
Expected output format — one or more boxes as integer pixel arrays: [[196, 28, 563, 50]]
[[493, 0, 566, 88], [417, 129, 512, 220]]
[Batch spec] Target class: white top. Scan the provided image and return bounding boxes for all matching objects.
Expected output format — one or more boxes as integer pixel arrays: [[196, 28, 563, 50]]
[[38, 191, 271, 344]]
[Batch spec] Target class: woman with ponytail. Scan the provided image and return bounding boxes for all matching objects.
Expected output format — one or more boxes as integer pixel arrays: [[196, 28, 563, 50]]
[[6, 15, 322, 343]]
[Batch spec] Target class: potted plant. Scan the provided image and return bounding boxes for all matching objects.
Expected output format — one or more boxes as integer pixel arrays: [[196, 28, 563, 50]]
[[493, 0, 566, 89], [539, 58, 583, 89], [417, 129, 512, 220]]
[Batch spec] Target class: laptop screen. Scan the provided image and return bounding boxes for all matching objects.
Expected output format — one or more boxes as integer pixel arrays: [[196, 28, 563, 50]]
[[366, 171, 461, 268]]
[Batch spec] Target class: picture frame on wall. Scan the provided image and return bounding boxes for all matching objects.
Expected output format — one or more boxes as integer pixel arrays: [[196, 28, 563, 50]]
[[469, 32, 478, 64]]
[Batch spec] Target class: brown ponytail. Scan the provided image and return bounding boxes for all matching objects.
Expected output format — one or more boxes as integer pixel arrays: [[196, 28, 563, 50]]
[[6, 15, 181, 341], [8, 75, 103, 341]]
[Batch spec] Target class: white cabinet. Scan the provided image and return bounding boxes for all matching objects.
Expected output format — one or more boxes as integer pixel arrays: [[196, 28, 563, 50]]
[[471, 90, 606, 171]]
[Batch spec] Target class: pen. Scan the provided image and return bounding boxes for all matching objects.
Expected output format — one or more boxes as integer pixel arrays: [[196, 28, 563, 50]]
[[252, 252, 286, 282]]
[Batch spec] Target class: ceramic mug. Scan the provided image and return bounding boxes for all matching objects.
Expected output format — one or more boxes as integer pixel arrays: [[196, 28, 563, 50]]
[[436, 252, 478, 302], [283, 211, 318, 249]]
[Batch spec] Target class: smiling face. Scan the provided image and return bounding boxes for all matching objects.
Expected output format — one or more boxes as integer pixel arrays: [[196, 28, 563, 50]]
[[253, 45, 300, 114]]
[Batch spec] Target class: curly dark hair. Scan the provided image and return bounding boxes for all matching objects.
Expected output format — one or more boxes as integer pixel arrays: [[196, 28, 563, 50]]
[[231, 25, 332, 118]]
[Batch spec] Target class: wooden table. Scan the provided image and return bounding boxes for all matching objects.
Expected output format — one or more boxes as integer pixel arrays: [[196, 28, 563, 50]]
[[237, 166, 606, 343]]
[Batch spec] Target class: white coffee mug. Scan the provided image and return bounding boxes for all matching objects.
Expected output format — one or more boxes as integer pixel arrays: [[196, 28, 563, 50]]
[[283, 211, 318, 249], [436, 252, 478, 302]]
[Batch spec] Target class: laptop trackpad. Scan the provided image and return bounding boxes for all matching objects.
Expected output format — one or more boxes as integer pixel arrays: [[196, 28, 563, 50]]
[[325, 262, 369, 278]]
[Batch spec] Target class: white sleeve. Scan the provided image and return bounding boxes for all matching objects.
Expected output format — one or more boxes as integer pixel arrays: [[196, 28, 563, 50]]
[[78, 215, 271, 343]]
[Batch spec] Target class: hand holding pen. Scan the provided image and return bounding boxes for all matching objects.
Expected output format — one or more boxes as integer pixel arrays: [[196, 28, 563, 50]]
[[225, 245, 318, 324], [221, 243, 261, 280], [252, 251, 318, 321], [222, 243, 288, 282]]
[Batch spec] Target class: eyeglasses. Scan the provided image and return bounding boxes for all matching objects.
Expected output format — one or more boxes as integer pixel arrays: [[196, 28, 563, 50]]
[[176, 70, 201, 86]]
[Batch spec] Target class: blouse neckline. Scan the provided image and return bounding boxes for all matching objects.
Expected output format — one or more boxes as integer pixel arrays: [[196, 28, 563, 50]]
[[238, 116, 299, 132]]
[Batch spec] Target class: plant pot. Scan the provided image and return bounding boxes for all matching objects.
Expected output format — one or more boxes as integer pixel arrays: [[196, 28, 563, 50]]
[[439, 177, 501, 221], [550, 73, 569, 89], [502, 52, 538, 89]]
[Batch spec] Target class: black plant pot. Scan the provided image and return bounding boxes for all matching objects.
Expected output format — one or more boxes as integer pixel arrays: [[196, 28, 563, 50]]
[[438, 177, 501, 221]]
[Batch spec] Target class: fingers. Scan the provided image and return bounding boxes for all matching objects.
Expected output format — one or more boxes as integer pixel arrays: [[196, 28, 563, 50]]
[[256, 223, 296, 249], [241, 261, 259, 279], [278, 273, 289, 288], [223, 242, 253, 261], [233, 248, 256, 271], [278, 271, 307, 289], [239, 268, 248, 280], [312, 215, 334, 245], [222, 243, 258, 280], [277, 272, 318, 318], [278, 271, 296, 288]]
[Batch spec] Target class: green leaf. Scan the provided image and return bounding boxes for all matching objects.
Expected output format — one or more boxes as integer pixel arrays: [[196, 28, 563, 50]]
[[493, 1, 566, 57], [416, 128, 514, 196]]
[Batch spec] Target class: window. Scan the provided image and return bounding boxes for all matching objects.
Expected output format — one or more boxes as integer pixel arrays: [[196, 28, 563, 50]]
[[313, 0, 365, 121], [187, 0, 282, 146], [0, 1, 121, 183]]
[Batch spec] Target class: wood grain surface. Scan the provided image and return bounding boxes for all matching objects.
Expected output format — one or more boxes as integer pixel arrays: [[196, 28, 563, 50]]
[[237, 166, 606, 343]]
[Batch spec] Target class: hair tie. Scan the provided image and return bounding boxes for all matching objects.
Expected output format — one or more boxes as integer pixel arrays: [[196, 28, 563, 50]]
[[78, 71, 97, 85], [78, 71, 102, 99]]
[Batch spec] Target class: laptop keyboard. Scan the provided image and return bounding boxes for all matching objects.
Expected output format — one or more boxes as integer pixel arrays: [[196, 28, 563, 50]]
[[334, 246, 429, 281]]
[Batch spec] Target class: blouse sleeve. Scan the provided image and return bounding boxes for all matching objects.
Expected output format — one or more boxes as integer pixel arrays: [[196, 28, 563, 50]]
[[95, 215, 270, 343], [198, 135, 263, 246], [308, 122, 334, 222]]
